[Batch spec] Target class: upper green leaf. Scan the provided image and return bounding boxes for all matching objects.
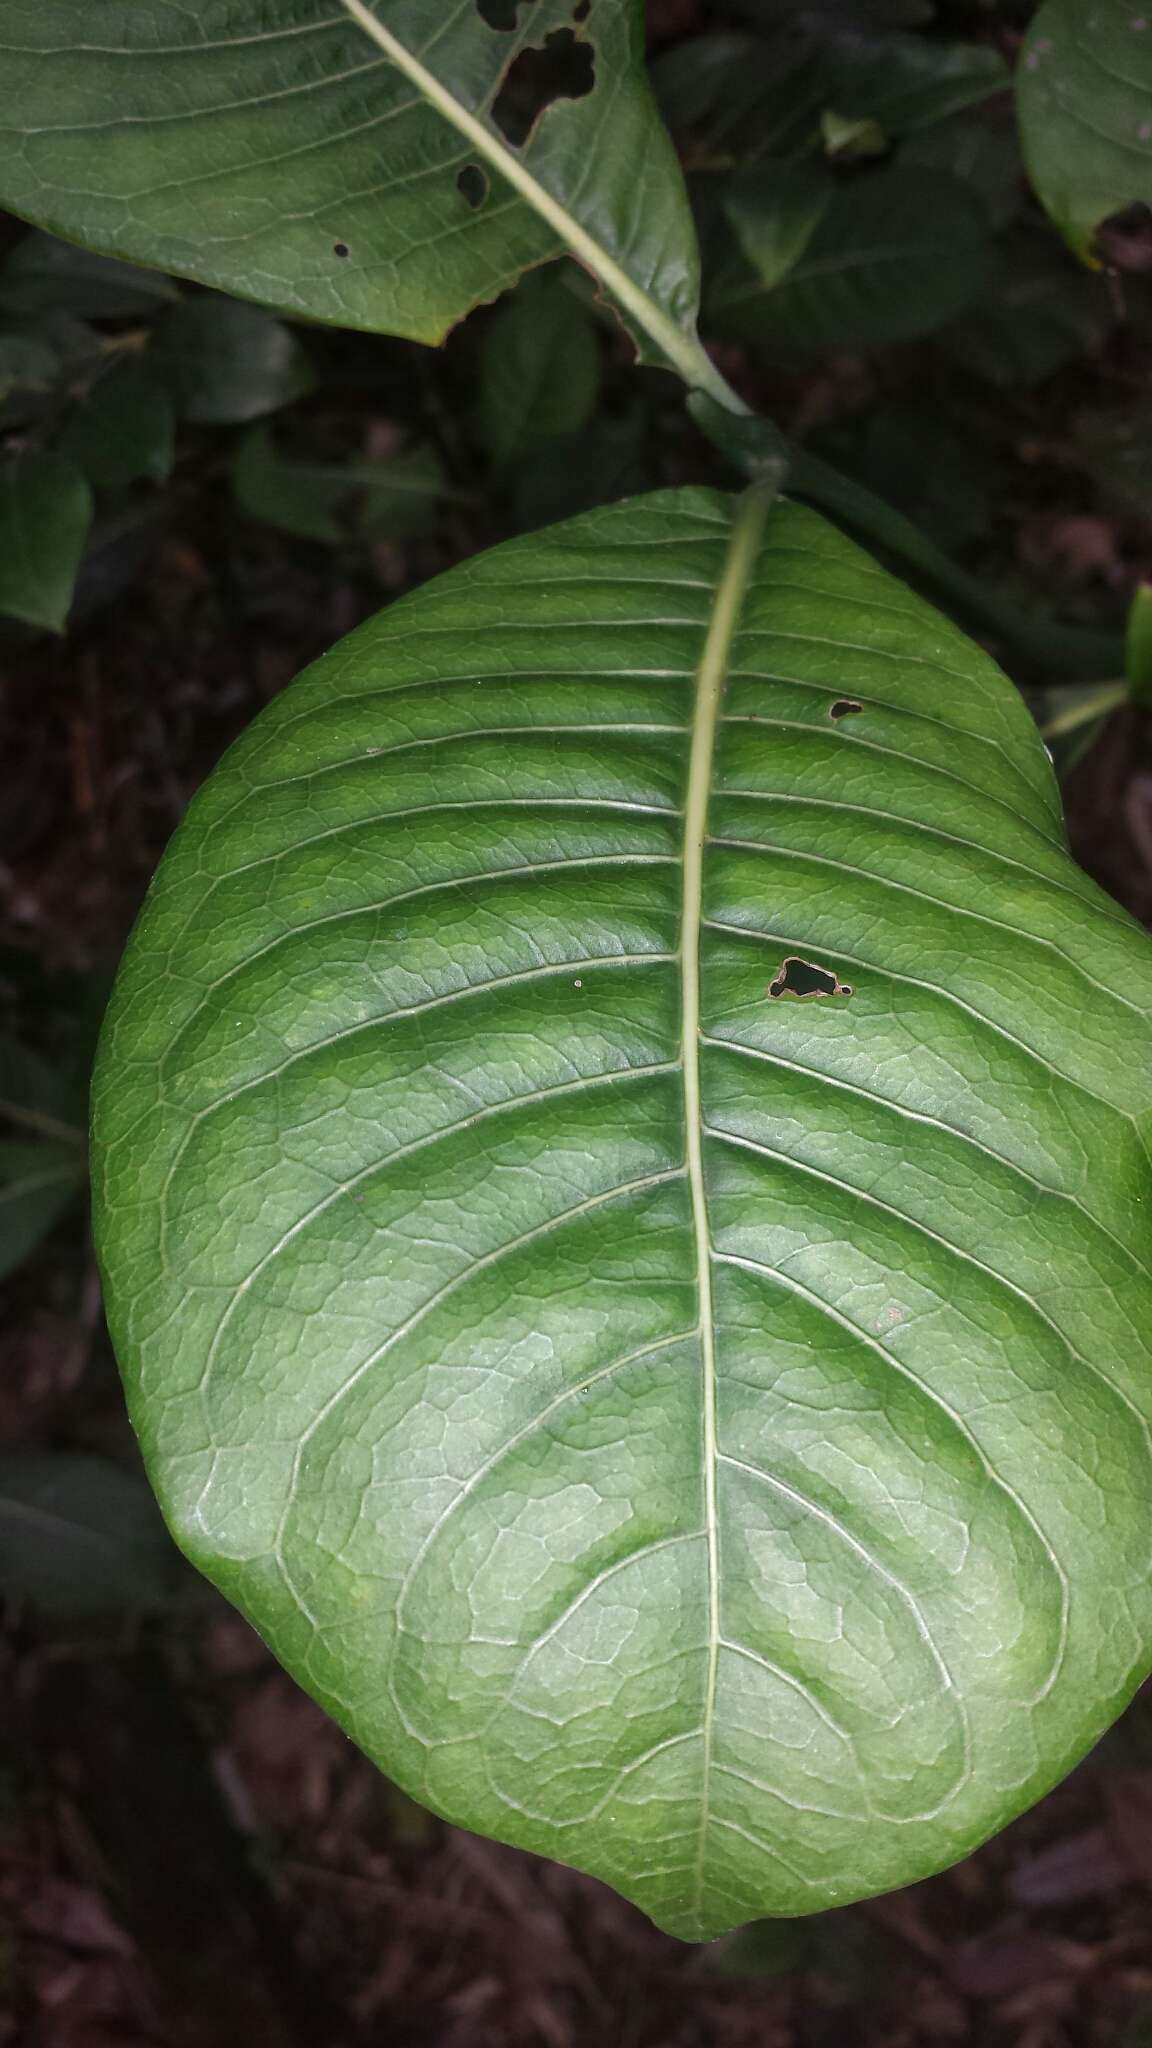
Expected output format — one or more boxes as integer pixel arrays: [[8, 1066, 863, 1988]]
[[93, 486, 1152, 1941], [0, 0, 703, 373], [1018, 0, 1152, 262]]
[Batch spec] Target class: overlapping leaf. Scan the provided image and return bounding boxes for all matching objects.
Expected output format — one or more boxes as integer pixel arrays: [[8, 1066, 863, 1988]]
[[93, 486, 1152, 1939]]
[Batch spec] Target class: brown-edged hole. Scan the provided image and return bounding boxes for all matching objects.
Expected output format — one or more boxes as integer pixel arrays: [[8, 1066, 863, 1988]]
[[332, 240, 350, 258], [768, 957, 852, 1001], [829, 698, 863, 721], [457, 164, 489, 209], [491, 28, 596, 147]]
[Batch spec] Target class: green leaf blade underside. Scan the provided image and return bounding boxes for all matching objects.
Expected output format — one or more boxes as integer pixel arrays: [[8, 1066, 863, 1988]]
[[92, 488, 1152, 1941], [0, 0, 701, 367], [1018, 0, 1152, 262]]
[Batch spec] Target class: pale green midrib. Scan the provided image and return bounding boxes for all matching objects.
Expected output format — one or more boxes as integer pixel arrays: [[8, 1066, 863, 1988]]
[[335, 0, 746, 412], [682, 488, 772, 1921]]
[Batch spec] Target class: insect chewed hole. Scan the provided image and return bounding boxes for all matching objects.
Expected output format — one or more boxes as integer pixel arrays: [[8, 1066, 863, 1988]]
[[332, 240, 350, 259], [474, 0, 536, 26], [768, 956, 853, 1001], [457, 164, 489, 210], [829, 698, 863, 720], [491, 28, 596, 147], [573, 0, 591, 18]]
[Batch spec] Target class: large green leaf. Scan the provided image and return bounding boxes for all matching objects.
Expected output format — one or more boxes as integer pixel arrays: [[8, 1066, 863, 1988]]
[[151, 298, 314, 425], [1018, 0, 1152, 261], [92, 487, 1152, 1942], [0, 0, 704, 380]]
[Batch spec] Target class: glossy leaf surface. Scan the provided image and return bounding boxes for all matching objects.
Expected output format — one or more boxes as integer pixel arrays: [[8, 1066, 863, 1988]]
[[93, 488, 1152, 1941], [1018, 0, 1152, 261], [0, 0, 701, 371]]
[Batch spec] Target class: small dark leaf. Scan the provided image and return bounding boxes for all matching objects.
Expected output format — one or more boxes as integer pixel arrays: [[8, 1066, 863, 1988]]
[[709, 166, 992, 354], [902, 108, 1023, 230], [941, 226, 1112, 386], [706, 1916, 819, 1978], [654, 33, 824, 159], [0, 231, 177, 319], [808, 403, 997, 551], [1075, 407, 1152, 520], [1127, 585, 1152, 708], [233, 428, 443, 544], [656, 20, 1005, 160], [154, 298, 313, 425], [724, 163, 834, 290], [817, 28, 1007, 134], [0, 454, 93, 632], [478, 268, 601, 470], [732, 0, 933, 21], [0, 1139, 86, 1280], [0, 1453, 186, 1616], [62, 361, 176, 489]]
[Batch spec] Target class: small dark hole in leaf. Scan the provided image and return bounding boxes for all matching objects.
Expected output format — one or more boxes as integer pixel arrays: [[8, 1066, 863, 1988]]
[[829, 698, 863, 720], [768, 956, 852, 1001], [474, 0, 536, 26], [491, 28, 596, 148], [573, 0, 591, 18], [457, 164, 489, 210], [332, 240, 350, 258]]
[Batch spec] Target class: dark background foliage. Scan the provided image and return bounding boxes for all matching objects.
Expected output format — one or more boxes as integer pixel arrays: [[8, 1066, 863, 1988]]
[[3, 0, 1152, 2041]]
